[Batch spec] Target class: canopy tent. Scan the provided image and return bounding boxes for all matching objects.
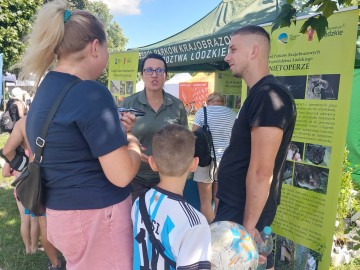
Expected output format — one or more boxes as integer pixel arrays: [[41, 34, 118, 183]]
[[129, 0, 280, 71], [128, 0, 313, 72], [129, 0, 359, 72], [164, 72, 193, 97]]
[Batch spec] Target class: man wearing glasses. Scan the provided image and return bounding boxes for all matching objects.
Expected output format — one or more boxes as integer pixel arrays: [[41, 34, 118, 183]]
[[121, 53, 188, 200]]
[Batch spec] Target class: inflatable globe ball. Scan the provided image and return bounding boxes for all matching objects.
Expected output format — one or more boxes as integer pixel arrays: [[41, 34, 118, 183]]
[[210, 221, 259, 270]]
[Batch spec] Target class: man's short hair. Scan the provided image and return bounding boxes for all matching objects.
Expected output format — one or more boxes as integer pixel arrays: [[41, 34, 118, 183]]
[[140, 53, 168, 75], [152, 124, 195, 177], [232, 25, 270, 43]]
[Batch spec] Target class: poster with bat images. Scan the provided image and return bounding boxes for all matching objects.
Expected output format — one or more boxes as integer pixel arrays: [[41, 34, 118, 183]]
[[249, 9, 358, 270]]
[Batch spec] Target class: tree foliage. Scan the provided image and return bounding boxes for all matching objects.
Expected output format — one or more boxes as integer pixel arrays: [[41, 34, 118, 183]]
[[43, 0, 89, 9], [1, 0, 128, 86], [86, 1, 127, 53], [272, 0, 355, 41], [0, 0, 43, 72], [85, 0, 127, 85]]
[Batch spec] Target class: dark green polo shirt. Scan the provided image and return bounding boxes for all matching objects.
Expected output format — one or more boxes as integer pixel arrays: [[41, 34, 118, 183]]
[[121, 90, 188, 186]]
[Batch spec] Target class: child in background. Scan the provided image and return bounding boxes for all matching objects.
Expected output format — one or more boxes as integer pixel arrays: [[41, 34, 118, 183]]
[[1, 117, 40, 255], [1, 117, 64, 269], [132, 124, 211, 270]]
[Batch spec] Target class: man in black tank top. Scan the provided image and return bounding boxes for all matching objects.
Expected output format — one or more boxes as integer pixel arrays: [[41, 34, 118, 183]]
[[213, 25, 297, 270]]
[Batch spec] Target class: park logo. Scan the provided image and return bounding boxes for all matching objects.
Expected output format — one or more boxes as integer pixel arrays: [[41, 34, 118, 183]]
[[307, 29, 316, 41], [278, 33, 289, 44]]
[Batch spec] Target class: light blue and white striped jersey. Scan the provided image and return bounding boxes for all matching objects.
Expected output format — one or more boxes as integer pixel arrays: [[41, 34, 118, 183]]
[[193, 106, 236, 160], [132, 187, 211, 270]]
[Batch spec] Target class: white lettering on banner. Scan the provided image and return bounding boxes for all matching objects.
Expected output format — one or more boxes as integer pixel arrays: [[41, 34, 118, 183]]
[[139, 35, 231, 64], [146, 35, 231, 57], [190, 47, 228, 61], [163, 47, 228, 64], [164, 54, 188, 63]]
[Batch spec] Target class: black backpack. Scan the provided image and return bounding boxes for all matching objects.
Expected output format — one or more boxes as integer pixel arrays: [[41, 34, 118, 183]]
[[193, 106, 216, 167], [0, 110, 15, 133]]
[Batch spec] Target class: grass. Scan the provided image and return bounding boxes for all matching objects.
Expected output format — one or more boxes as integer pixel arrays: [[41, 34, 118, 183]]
[[0, 133, 50, 270]]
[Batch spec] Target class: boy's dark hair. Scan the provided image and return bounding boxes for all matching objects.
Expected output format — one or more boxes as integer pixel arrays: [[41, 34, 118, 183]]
[[152, 124, 195, 177], [140, 53, 168, 75]]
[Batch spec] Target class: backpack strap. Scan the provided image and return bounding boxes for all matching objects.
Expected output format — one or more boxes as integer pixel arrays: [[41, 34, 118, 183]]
[[203, 107, 217, 180], [139, 193, 176, 268]]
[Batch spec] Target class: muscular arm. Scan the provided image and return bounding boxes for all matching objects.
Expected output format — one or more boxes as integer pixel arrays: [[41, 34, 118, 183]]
[[243, 126, 283, 233]]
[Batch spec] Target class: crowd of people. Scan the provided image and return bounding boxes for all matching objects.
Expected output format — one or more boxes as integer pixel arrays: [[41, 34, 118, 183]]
[[0, 0, 296, 269]]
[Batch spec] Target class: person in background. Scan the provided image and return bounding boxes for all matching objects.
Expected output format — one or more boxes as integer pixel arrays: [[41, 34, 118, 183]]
[[132, 124, 211, 269], [1, 116, 64, 270], [1, 117, 40, 255], [2, 87, 28, 133], [15, 0, 141, 269], [213, 25, 297, 270], [192, 92, 236, 223], [121, 53, 188, 200]]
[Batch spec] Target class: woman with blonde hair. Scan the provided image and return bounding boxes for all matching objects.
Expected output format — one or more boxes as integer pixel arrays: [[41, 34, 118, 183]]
[[16, 0, 141, 269]]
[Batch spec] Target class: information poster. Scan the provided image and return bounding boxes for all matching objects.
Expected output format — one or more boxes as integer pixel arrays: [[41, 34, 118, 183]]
[[215, 70, 242, 110], [108, 51, 139, 105], [259, 9, 358, 270], [179, 82, 209, 111]]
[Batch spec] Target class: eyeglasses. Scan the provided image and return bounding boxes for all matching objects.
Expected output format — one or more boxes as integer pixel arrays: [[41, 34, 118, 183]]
[[143, 67, 165, 76]]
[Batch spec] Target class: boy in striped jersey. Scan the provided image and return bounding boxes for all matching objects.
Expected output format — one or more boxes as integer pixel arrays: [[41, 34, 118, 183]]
[[132, 124, 211, 270]]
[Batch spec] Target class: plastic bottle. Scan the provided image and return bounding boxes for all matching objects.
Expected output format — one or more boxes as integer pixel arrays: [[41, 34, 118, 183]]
[[256, 226, 273, 270]]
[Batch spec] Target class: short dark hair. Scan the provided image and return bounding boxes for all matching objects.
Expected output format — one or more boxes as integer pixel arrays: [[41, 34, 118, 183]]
[[232, 25, 270, 43], [152, 124, 195, 177], [140, 53, 168, 75]]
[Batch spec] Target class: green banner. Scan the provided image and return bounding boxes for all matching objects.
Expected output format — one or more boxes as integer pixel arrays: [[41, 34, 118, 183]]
[[263, 9, 358, 270], [139, 32, 231, 68], [214, 70, 242, 110], [108, 51, 139, 105]]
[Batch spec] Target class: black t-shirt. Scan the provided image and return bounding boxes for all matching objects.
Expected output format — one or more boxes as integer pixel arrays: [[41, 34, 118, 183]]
[[217, 75, 297, 218], [6, 99, 21, 122]]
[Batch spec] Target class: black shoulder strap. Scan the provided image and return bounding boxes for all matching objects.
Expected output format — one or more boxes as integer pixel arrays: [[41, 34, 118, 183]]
[[203, 106, 208, 127], [139, 193, 176, 268], [203, 106, 217, 179], [33, 78, 81, 163]]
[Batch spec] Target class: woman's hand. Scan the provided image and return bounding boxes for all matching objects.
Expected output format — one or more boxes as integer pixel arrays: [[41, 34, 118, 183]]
[[127, 133, 148, 163], [120, 112, 136, 132]]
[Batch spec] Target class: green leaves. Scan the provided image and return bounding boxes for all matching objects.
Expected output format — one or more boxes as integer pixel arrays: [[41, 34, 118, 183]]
[[0, 0, 42, 71], [299, 15, 329, 41], [316, 0, 338, 17], [271, 4, 297, 32], [272, 0, 352, 41]]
